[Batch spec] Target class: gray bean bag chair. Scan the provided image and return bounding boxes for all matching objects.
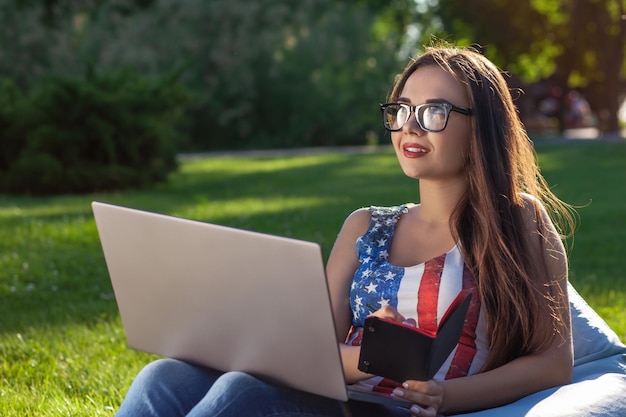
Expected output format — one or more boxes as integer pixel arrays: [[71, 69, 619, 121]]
[[458, 283, 626, 416]]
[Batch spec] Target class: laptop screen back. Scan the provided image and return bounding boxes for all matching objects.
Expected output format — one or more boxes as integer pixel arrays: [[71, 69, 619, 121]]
[[92, 202, 349, 401]]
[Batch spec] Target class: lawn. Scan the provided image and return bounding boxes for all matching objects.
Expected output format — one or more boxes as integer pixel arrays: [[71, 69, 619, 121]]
[[1, 141, 625, 416]]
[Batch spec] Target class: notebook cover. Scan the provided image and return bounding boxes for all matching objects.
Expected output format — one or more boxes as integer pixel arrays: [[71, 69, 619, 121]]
[[358, 291, 471, 382]]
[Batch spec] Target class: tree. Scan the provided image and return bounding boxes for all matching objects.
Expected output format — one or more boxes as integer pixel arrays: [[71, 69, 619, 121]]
[[424, 0, 626, 134], [562, 0, 625, 133], [0, 0, 408, 151]]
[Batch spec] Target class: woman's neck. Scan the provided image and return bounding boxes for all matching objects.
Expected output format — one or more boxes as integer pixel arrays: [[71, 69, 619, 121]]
[[416, 178, 467, 225]]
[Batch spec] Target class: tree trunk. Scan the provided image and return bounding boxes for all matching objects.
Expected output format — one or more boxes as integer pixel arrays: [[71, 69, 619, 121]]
[[600, 0, 626, 134], [581, 0, 625, 134]]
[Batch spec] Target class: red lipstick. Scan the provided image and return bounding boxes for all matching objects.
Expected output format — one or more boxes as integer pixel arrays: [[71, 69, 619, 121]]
[[402, 143, 428, 158]]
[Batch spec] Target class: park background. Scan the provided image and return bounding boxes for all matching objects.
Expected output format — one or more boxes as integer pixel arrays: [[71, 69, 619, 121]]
[[1, 0, 625, 415]]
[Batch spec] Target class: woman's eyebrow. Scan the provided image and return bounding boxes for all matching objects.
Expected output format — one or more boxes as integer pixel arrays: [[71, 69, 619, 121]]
[[425, 98, 449, 103], [396, 97, 450, 104]]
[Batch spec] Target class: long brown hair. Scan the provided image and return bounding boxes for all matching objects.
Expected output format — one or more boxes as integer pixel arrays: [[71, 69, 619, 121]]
[[389, 44, 576, 371]]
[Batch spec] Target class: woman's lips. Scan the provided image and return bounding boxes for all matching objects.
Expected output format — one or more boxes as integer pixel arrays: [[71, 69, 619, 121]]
[[402, 143, 428, 158]]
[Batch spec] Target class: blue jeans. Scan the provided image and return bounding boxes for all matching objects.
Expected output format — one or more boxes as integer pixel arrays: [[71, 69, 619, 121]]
[[115, 359, 409, 417]]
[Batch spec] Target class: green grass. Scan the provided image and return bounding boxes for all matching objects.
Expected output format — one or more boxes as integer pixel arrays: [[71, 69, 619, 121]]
[[1, 141, 625, 415]]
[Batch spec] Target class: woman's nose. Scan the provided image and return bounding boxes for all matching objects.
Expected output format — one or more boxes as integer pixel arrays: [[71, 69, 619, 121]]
[[402, 110, 425, 134]]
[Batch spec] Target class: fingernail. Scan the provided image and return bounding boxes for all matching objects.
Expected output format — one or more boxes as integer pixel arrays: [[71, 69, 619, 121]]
[[410, 405, 421, 415], [392, 388, 404, 397], [402, 382, 409, 389]]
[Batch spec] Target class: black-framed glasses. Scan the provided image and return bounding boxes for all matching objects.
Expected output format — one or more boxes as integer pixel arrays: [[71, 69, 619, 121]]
[[380, 101, 472, 132]]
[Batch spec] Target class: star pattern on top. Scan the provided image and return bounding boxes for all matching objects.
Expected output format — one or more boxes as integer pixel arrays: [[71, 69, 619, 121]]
[[350, 206, 408, 325]]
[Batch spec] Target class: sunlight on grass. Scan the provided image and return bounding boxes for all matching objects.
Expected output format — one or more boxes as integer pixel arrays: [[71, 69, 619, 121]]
[[181, 153, 334, 171], [1, 142, 625, 415], [0, 320, 154, 416], [177, 196, 333, 222]]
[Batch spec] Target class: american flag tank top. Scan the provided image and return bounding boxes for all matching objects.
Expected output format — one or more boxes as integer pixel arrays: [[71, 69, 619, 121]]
[[346, 205, 488, 392]]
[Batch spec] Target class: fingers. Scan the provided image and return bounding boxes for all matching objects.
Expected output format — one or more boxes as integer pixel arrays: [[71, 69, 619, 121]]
[[392, 380, 443, 416], [402, 317, 417, 327], [368, 306, 417, 327], [409, 404, 437, 417], [370, 305, 406, 322]]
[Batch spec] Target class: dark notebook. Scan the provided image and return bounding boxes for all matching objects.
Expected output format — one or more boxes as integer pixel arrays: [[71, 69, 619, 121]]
[[358, 290, 472, 382]]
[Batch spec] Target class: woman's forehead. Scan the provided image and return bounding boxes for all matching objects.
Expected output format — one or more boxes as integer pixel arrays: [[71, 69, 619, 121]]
[[399, 65, 468, 105]]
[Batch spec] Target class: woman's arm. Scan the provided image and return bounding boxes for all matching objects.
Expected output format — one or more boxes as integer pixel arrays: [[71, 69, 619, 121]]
[[397, 339, 572, 416], [439, 340, 572, 414], [325, 208, 373, 383]]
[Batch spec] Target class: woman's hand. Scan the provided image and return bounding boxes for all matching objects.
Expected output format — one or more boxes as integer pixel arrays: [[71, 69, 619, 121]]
[[393, 379, 444, 417], [369, 305, 417, 327], [371, 306, 443, 415]]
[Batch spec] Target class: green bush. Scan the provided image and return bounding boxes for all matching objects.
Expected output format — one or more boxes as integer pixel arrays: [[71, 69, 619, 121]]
[[0, 68, 190, 195], [0, 79, 22, 172], [0, 0, 402, 151], [178, 1, 400, 150], [0, 1, 406, 153]]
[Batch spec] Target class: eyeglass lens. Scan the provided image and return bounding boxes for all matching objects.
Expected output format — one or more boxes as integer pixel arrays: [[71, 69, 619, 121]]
[[384, 103, 448, 132]]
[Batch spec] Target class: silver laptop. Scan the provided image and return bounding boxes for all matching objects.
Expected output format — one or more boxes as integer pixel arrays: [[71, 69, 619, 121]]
[[92, 202, 410, 408]]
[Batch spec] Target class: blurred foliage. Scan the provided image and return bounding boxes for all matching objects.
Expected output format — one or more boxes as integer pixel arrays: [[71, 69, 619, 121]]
[[426, 0, 626, 133], [175, 1, 404, 149], [0, 0, 407, 154], [0, 0, 625, 195], [0, 68, 190, 195]]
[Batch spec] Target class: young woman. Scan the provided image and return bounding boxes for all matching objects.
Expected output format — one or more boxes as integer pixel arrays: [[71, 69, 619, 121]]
[[115, 45, 575, 417]]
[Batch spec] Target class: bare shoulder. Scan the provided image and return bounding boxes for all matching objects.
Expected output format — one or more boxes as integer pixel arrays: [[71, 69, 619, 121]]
[[518, 193, 565, 260], [518, 193, 553, 231], [518, 193, 568, 282], [341, 207, 372, 233], [518, 192, 542, 214], [327, 208, 372, 269]]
